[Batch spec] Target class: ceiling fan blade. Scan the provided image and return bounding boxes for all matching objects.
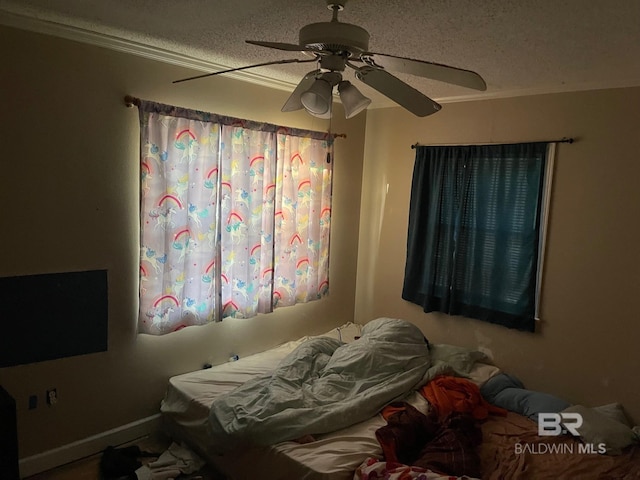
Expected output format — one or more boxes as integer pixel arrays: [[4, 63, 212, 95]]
[[246, 40, 313, 52], [173, 57, 317, 84], [282, 69, 321, 112], [355, 67, 441, 117], [362, 52, 487, 91]]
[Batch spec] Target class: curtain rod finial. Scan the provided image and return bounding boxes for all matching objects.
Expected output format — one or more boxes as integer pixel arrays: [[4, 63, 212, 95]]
[[124, 95, 140, 107]]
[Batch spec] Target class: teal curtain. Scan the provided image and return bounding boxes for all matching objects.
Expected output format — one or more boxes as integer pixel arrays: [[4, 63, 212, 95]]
[[402, 143, 548, 332]]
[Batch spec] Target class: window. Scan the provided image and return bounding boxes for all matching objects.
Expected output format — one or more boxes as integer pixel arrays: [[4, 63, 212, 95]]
[[402, 143, 552, 332], [136, 101, 333, 335]]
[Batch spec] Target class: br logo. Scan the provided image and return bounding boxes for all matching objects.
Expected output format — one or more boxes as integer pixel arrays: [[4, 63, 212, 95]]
[[538, 412, 583, 436]]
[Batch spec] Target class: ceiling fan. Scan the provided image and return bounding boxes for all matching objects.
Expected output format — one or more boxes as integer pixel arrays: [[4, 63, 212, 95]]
[[174, 0, 487, 119]]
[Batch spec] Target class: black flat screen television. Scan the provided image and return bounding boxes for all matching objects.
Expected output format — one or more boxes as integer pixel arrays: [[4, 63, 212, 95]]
[[0, 270, 108, 367]]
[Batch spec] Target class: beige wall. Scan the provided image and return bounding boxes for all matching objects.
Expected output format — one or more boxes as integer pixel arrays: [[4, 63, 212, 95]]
[[356, 87, 640, 424], [0, 25, 365, 457]]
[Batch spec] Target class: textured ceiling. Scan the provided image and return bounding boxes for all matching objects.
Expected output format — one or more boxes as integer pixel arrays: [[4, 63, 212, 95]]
[[2, 0, 640, 109]]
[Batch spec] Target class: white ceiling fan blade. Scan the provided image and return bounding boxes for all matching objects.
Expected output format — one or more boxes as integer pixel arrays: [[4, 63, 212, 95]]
[[362, 52, 487, 91], [355, 67, 441, 117], [281, 70, 321, 112]]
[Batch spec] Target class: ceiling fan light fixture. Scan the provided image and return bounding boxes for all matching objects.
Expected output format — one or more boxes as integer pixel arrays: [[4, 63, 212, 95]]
[[338, 80, 371, 118], [301, 78, 334, 115], [308, 100, 332, 119], [177, 0, 487, 119]]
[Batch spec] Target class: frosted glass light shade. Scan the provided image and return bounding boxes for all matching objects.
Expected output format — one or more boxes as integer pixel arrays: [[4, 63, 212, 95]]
[[301, 79, 333, 115], [338, 81, 371, 118], [308, 101, 332, 119]]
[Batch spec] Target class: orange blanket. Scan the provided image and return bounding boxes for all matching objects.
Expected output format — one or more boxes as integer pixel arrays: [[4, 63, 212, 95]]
[[420, 375, 507, 421]]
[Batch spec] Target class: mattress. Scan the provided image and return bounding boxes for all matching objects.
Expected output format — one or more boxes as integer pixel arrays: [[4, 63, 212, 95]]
[[161, 336, 391, 479], [160, 323, 499, 480]]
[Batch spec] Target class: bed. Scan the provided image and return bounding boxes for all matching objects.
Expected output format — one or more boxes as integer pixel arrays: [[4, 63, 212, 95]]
[[160, 318, 640, 479]]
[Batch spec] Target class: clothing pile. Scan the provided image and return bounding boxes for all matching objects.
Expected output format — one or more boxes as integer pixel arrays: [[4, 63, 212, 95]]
[[371, 375, 507, 479], [100, 442, 205, 480]]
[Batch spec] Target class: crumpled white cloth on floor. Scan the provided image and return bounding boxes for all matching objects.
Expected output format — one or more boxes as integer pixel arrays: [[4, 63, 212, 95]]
[[135, 442, 205, 480]]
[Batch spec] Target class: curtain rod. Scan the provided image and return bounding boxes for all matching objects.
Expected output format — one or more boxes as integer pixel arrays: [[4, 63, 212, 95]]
[[411, 137, 575, 149], [124, 95, 347, 139]]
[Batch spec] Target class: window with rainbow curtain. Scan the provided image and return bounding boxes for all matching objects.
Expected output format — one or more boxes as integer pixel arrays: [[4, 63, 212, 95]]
[[137, 101, 333, 335]]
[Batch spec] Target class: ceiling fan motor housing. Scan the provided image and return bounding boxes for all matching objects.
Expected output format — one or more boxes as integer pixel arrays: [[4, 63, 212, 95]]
[[299, 22, 370, 55]]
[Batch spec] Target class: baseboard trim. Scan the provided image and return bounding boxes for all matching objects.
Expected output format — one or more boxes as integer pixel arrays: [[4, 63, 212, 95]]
[[19, 414, 162, 478]]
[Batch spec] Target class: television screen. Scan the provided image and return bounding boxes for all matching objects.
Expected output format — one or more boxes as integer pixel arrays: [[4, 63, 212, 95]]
[[0, 270, 108, 367]]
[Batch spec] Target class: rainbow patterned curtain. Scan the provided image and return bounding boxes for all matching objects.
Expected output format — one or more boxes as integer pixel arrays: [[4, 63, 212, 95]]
[[137, 101, 333, 335]]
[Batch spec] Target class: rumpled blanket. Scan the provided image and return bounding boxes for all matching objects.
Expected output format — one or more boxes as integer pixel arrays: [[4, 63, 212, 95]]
[[478, 411, 640, 479], [354, 456, 480, 480], [208, 318, 432, 452], [376, 402, 483, 478]]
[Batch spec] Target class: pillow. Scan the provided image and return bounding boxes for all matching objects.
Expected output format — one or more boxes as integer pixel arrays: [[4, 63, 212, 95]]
[[592, 403, 632, 427], [480, 373, 570, 421], [429, 344, 488, 375], [466, 362, 502, 387], [562, 404, 638, 455], [480, 372, 524, 399]]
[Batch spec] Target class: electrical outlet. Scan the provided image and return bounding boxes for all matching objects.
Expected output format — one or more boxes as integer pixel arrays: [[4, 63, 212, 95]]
[[46, 388, 58, 406]]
